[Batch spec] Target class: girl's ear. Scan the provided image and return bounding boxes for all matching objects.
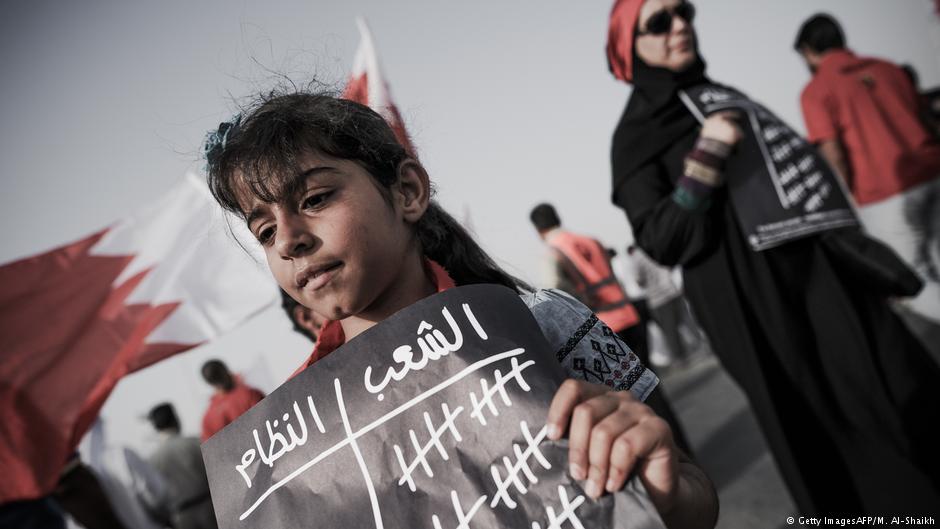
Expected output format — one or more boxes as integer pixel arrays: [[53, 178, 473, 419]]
[[396, 158, 431, 223], [293, 305, 312, 327]]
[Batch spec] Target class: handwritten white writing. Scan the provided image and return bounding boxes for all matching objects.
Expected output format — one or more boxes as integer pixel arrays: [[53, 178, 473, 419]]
[[489, 422, 551, 509], [235, 399, 320, 488], [237, 348, 528, 520], [531, 486, 586, 529], [394, 402, 465, 492], [469, 357, 534, 426], [364, 304, 488, 401], [432, 490, 489, 529]]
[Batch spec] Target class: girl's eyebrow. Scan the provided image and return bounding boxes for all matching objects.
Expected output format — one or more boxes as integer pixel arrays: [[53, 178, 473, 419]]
[[300, 166, 338, 180], [245, 205, 269, 228], [244, 166, 338, 226]]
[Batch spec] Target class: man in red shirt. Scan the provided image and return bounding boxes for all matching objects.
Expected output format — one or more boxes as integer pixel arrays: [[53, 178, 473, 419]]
[[796, 14, 940, 323], [199, 360, 265, 442]]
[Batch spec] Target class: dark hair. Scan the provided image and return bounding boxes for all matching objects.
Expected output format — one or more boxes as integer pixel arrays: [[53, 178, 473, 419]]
[[148, 403, 180, 432], [205, 89, 528, 293], [281, 288, 316, 341], [201, 359, 234, 391], [901, 64, 919, 89], [529, 203, 561, 231], [794, 14, 845, 54]]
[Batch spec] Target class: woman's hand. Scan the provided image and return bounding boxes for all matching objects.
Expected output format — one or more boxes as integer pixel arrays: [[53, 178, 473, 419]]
[[700, 111, 743, 146], [545, 379, 679, 512]]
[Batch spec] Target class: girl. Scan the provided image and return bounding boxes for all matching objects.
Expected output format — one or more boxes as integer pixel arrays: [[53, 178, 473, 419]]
[[203, 91, 717, 529]]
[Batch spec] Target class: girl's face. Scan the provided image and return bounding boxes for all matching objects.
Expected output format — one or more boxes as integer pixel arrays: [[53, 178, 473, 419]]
[[634, 0, 698, 73], [240, 152, 432, 331]]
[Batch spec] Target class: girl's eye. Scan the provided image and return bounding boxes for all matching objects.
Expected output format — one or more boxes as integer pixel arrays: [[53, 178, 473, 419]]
[[302, 191, 332, 210], [257, 226, 275, 245]]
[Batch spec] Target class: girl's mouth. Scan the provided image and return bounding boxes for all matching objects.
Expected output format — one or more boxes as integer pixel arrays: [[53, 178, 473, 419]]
[[306, 262, 343, 291]]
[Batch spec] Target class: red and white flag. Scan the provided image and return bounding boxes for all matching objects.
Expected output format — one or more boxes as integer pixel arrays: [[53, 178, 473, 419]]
[[342, 17, 417, 157], [0, 172, 276, 502]]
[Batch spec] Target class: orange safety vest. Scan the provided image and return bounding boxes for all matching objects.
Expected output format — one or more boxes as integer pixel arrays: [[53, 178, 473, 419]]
[[548, 230, 640, 332]]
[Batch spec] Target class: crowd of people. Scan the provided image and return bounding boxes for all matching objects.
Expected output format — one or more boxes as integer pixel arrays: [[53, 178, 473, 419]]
[[4, 1, 938, 528]]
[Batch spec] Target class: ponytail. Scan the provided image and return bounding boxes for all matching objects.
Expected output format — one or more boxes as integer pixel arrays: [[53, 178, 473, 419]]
[[417, 202, 530, 293]]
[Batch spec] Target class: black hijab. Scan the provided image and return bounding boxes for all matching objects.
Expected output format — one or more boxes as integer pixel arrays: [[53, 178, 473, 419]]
[[611, 51, 708, 195]]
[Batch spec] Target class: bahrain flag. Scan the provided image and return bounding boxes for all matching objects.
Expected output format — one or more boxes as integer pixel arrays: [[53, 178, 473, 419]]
[[342, 17, 417, 157], [0, 172, 277, 502]]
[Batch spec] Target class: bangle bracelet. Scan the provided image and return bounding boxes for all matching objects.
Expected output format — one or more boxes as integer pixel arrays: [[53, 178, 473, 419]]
[[696, 137, 733, 158], [684, 159, 722, 186]]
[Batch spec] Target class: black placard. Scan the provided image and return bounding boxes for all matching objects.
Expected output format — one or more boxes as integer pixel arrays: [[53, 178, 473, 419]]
[[202, 285, 665, 529], [679, 84, 859, 250]]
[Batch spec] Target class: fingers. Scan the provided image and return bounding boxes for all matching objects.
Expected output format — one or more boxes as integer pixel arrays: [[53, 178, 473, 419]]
[[547, 380, 679, 502], [605, 414, 673, 495], [545, 379, 606, 441], [703, 111, 744, 142], [713, 110, 740, 121], [567, 393, 620, 485], [584, 399, 644, 498]]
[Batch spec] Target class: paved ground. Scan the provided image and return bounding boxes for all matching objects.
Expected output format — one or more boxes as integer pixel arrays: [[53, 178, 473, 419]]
[[659, 354, 797, 529]]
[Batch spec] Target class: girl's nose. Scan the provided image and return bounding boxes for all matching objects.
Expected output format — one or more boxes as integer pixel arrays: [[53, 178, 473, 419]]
[[276, 214, 315, 259]]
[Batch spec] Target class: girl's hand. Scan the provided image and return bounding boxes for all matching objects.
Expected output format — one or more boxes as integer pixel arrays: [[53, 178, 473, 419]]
[[700, 111, 743, 146], [546, 379, 679, 514]]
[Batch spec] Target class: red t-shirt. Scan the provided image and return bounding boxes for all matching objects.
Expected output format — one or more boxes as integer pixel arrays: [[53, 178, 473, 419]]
[[801, 49, 940, 205], [201, 382, 265, 441]]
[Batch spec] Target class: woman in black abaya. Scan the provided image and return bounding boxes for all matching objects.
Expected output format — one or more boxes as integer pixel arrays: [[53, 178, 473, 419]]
[[606, 0, 940, 516]]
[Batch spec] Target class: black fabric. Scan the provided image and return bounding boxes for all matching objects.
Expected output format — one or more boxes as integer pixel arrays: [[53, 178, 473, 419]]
[[612, 88, 940, 514], [819, 229, 924, 297], [0, 499, 66, 529], [611, 50, 706, 196]]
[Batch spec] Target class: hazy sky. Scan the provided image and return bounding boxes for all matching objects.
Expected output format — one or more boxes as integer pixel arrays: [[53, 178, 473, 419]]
[[3, 0, 939, 451]]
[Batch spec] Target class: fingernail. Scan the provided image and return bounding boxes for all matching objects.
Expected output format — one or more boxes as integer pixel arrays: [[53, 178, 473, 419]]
[[605, 477, 618, 493], [584, 480, 601, 499], [569, 463, 586, 481], [546, 424, 560, 440]]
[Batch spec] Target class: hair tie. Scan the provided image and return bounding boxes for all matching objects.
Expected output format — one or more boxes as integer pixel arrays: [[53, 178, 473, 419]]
[[203, 113, 242, 171]]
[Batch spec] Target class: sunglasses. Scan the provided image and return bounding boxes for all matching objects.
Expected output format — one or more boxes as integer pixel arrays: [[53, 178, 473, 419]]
[[637, 2, 696, 36]]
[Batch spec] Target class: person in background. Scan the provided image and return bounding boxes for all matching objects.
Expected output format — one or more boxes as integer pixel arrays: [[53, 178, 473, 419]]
[[200, 360, 265, 442], [146, 404, 217, 529], [529, 202, 691, 454], [795, 13, 940, 324], [0, 498, 66, 529], [86, 449, 168, 529], [281, 288, 325, 343], [53, 454, 128, 529], [607, 0, 940, 514], [74, 420, 169, 529], [529, 203, 647, 358], [626, 245, 701, 365], [2, 439, 136, 529]]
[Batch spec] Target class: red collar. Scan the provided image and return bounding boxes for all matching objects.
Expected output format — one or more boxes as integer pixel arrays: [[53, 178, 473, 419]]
[[298, 259, 456, 372], [817, 49, 858, 73]]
